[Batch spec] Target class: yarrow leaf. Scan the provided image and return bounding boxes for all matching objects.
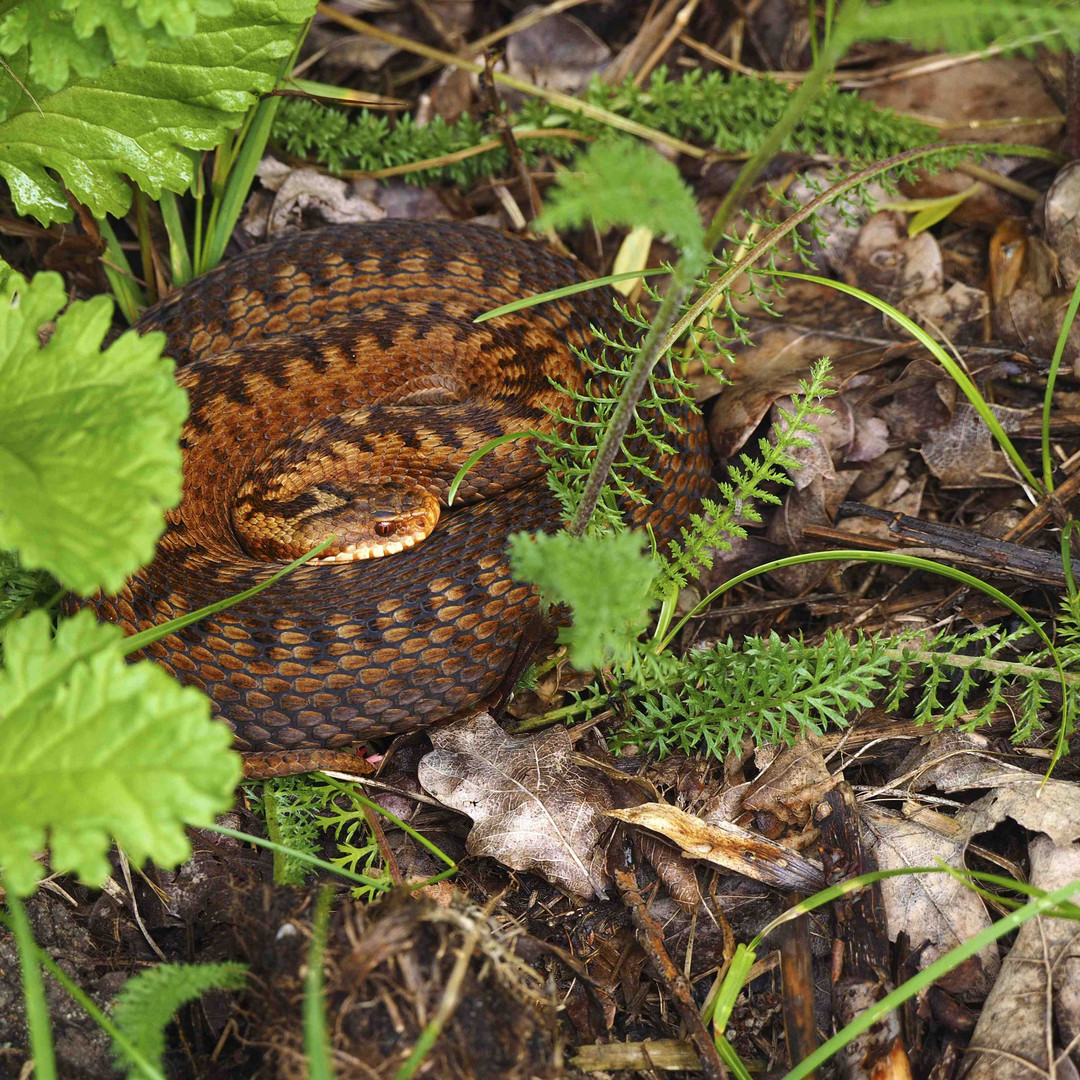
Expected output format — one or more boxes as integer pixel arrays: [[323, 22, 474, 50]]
[[0, 0, 315, 224], [111, 961, 248, 1078], [0, 271, 187, 595], [536, 138, 705, 262], [509, 530, 658, 670], [0, 609, 241, 896]]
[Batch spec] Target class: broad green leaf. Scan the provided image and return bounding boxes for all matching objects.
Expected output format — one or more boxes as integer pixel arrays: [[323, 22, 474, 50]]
[[0, 0, 237, 95], [509, 530, 658, 670], [0, 271, 187, 595], [0, 609, 241, 896], [535, 138, 705, 263], [0, 0, 315, 225]]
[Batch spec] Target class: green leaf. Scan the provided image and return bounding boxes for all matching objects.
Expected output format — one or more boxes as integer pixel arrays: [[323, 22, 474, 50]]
[[111, 961, 247, 1078], [0, 609, 241, 896], [0, 0, 237, 95], [535, 138, 705, 262], [844, 0, 1080, 55], [0, 271, 187, 595], [509, 530, 658, 670], [882, 186, 980, 235], [0, 0, 315, 225]]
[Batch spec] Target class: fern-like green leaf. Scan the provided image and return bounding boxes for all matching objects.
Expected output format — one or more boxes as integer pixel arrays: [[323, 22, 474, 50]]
[[111, 962, 247, 1078], [509, 530, 658, 670], [536, 137, 705, 261]]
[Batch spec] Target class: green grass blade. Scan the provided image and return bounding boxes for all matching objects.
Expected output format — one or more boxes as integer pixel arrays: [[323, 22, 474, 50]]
[[321, 778, 457, 880], [774, 271, 1042, 492], [0, 910, 168, 1080], [206, 825, 390, 891], [1042, 275, 1080, 492], [199, 94, 284, 274], [780, 874, 1080, 1080], [473, 269, 666, 323], [304, 886, 336, 1080], [95, 215, 146, 324], [447, 430, 540, 505], [4, 885, 57, 1080], [122, 538, 333, 655], [156, 191, 194, 288]]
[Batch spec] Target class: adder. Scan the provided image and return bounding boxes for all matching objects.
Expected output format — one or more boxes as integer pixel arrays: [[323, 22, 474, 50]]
[[84, 221, 715, 774]]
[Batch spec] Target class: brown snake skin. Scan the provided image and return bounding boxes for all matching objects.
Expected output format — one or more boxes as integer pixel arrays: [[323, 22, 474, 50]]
[[84, 221, 714, 765]]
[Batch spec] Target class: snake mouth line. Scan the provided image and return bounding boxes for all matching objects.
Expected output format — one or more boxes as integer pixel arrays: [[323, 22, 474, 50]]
[[312, 531, 425, 564]]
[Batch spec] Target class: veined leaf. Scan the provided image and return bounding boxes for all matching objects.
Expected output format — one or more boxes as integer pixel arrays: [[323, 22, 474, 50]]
[[0, 609, 241, 896], [0, 271, 187, 595], [0, 0, 237, 95], [0, 0, 315, 225]]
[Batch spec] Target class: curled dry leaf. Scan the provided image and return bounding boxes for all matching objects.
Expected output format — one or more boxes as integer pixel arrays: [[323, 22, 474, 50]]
[[607, 802, 825, 892], [417, 713, 614, 898], [244, 159, 384, 239], [740, 737, 836, 828], [861, 806, 999, 1000], [960, 775, 1080, 848], [959, 836, 1080, 1080]]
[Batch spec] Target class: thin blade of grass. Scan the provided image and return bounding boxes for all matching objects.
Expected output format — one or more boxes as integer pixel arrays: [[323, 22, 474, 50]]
[[95, 215, 146, 325], [4, 885, 57, 1080], [774, 270, 1042, 492], [122, 538, 333, 654], [304, 885, 336, 1080], [473, 269, 666, 322], [779, 874, 1080, 1080], [1042, 275, 1080, 492], [157, 191, 194, 287]]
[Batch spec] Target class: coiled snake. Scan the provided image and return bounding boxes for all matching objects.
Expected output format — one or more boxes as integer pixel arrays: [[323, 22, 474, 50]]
[[87, 222, 714, 771]]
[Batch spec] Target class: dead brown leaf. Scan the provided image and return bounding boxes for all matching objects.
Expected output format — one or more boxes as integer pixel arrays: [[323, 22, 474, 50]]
[[741, 737, 836, 827], [860, 57, 1063, 148], [920, 402, 1026, 488], [608, 802, 825, 891], [959, 836, 1080, 1079], [243, 158, 384, 239], [501, 7, 610, 101], [417, 713, 614, 898], [862, 806, 999, 999]]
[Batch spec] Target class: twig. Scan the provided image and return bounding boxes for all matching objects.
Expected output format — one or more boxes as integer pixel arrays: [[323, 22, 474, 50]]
[[614, 866, 729, 1080]]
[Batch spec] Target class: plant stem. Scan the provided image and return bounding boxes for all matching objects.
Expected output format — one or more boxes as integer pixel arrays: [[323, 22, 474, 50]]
[[567, 260, 697, 536], [5, 884, 57, 1080], [565, 16, 849, 535], [303, 885, 336, 1080], [882, 648, 1080, 686], [1042, 275, 1080, 492]]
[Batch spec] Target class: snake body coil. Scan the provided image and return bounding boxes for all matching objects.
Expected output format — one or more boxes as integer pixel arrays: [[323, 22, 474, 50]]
[[88, 222, 714, 754]]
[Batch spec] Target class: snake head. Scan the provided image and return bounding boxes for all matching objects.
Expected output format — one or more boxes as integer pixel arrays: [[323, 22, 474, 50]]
[[232, 482, 440, 563]]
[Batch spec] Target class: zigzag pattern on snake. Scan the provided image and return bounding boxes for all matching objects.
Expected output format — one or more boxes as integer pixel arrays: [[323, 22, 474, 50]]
[[84, 221, 715, 757]]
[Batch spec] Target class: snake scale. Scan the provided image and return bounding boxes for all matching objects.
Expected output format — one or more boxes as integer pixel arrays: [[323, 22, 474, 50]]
[[86, 221, 714, 767]]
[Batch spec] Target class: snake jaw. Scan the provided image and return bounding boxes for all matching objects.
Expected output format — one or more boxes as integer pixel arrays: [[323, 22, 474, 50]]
[[316, 530, 426, 563], [233, 481, 440, 563]]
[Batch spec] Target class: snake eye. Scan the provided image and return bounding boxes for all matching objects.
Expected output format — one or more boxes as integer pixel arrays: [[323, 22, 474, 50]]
[[374, 520, 395, 538]]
